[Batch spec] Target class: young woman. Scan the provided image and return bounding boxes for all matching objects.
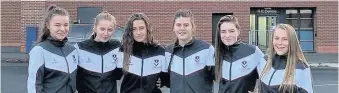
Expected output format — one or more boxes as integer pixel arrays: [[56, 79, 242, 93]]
[[213, 15, 266, 93], [253, 24, 313, 93], [120, 13, 167, 93], [165, 9, 215, 93], [75, 11, 123, 93], [27, 5, 78, 93]]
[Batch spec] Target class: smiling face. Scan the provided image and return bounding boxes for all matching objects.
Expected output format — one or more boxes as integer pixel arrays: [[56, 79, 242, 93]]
[[48, 15, 70, 41], [94, 20, 115, 42], [273, 28, 289, 55], [220, 22, 240, 46], [173, 17, 193, 42]]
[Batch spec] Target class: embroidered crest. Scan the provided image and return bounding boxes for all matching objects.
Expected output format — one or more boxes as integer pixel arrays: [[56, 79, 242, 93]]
[[242, 61, 247, 68], [195, 56, 200, 63], [154, 59, 160, 67], [72, 55, 77, 63], [112, 54, 118, 63]]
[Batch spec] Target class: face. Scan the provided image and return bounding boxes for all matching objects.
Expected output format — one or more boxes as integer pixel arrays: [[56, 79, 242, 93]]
[[220, 22, 240, 46], [48, 15, 70, 41], [173, 17, 193, 42], [132, 20, 147, 42], [273, 28, 289, 55], [94, 20, 115, 42]]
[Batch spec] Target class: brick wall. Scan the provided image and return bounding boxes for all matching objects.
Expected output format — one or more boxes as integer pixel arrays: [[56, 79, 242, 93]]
[[20, 1, 46, 52], [1, 1, 338, 53], [1, 1, 21, 47], [314, 2, 338, 53]]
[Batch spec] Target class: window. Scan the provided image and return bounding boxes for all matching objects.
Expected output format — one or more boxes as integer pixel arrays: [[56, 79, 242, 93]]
[[284, 9, 315, 52], [300, 10, 313, 18], [285, 19, 299, 28], [77, 7, 102, 24], [286, 10, 298, 18], [300, 19, 313, 29]]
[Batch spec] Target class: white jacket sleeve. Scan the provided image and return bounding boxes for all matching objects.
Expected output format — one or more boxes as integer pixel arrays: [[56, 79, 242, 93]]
[[27, 46, 45, 93]]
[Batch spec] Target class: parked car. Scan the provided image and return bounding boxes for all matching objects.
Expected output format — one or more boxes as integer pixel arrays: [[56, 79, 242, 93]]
[[68, 24, 124, 45]]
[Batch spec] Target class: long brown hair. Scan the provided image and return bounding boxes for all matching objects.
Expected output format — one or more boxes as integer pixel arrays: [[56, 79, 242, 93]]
[[122, 13, 156, 71], [168, 9, 196, 72], [214, 15, 241, 83], [261, 24, 308, 93], [37, 5, 69, 43], [90, 11, 117, 39]]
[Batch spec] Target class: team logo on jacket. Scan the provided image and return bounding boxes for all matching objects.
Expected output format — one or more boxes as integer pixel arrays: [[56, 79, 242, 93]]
[[154, 59, 160, 68], [72, 55, 77, 64], [112, 54, 118, 63], [52, 58, 58, 64], [242, 61, 247, 68], [195, 56, 200, 63], [241, 60, 251, 71], [86, 58, 91, 63]]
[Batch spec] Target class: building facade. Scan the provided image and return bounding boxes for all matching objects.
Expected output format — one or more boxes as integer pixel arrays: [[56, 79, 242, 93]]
[[1, 0, 338, 53]]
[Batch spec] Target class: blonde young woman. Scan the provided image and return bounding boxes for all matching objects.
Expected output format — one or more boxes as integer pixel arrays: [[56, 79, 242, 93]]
[[253, 24, 313, 93], [75, 11, 123, 93]]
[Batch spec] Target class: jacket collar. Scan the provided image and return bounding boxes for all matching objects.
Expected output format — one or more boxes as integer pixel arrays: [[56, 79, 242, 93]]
[[47, 36, 68, 47]]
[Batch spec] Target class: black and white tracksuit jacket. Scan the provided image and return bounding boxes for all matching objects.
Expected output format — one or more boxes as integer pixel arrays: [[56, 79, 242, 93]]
[[217, 41, 265, 93], [165, 38, 215, 93], [75, 38, 123, 93], [120, 42, 167, 93], [257, 55, 314, 93], [27, 37, 78, 93]]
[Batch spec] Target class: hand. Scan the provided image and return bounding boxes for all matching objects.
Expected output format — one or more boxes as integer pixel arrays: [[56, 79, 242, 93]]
[[248, 91, 256, 93], [156, 78, 161, 88], [248, 88, 258, 93]]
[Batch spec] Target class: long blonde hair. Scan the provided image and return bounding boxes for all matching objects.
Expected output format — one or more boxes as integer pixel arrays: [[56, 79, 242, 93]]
[[260, 24, 308, 93]]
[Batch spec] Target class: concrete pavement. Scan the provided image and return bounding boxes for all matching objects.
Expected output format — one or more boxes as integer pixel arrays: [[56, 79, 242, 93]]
[[1, 66, 337, 93]]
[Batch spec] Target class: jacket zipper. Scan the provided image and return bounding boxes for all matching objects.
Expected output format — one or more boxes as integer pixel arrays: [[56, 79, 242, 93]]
[[229, 61, 232, 81], [268, 70, 277, 86], [100, 54, 104, 92], [101, 55, 104, 73], [100, 42, 105, 93], [182, 47, 186, 93], [140, 48, 146, 93], [60, 48, 70, 93], [140, 58, 144, 93], [228, 47, 232, 82], [268, 60, 281, 86]]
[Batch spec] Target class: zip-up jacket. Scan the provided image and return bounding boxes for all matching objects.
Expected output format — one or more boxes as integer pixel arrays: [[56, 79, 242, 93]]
[[27, 37, 78, 93], [257, 55, 314, 93], [75, 38, 123, 93], [217, 41, 265, 93], [165, 38, 215, 93], [120, 42, 167, 93]]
